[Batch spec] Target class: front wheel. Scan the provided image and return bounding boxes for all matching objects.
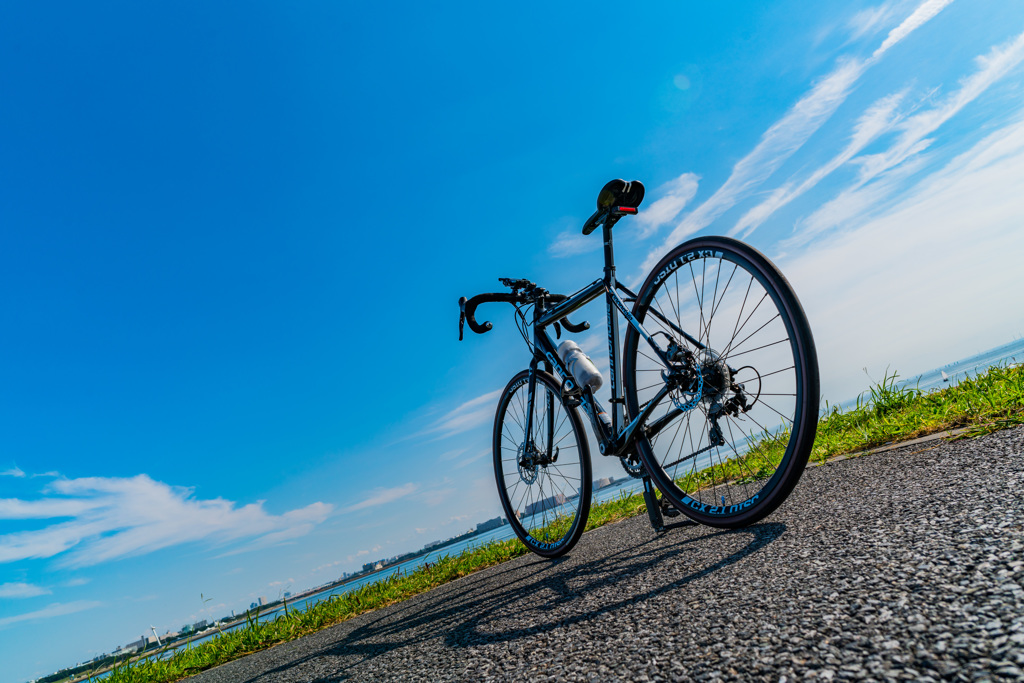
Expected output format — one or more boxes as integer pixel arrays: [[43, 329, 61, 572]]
[[493, 369, 592, 557], [623, 236, 819, 528]]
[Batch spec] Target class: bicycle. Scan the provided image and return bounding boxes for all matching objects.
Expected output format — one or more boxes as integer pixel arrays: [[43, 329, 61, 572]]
[[458, 179, 819, 558]]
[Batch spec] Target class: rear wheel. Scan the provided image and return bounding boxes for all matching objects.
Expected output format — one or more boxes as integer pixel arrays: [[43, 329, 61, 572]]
[[623, 237, 819, 527], [493, 369, 592, 557]]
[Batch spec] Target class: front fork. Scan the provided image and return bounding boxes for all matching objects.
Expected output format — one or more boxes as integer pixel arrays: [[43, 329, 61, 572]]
[[521, 359, 558, 467]]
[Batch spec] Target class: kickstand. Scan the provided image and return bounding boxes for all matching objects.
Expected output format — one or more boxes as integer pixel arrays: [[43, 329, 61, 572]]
[[641, 475, 665, 532]]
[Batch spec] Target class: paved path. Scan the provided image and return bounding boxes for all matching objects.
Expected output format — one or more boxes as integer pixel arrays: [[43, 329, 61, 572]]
[[191, 426, 1024, 682]]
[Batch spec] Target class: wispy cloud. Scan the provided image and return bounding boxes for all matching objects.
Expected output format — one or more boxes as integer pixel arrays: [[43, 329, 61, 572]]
[[640, 0, 954, 274], [857, 30, 1024, 183], [453, 448, 490, 470], [730, 89, 908, 238], [549, 228, 600, 258], [846, 3, 901, 43], [792, 30, 1024, 244], [632, 173, 699, 239], [419, 388, 502, 440], [0, 582, 51, 599], [0, 600, 103, 630], [343, 483, 418, 513], [0, 475, 333, 568], [1, 466, 60, 479], [437, 447, 467, 462], [872, 0, 953, 58], [781, 112, 1024, 403], [417, 486, 457, 506], [346, 544, 383, 563]]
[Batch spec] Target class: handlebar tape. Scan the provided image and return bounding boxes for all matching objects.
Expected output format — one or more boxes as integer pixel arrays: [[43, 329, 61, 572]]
[[458, 292, 589, 338], [561, 316, 590, 333], [461, 293, 518, 336]]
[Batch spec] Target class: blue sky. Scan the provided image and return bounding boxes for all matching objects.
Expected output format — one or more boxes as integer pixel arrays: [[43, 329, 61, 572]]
[[3, 1, 1024, 680]]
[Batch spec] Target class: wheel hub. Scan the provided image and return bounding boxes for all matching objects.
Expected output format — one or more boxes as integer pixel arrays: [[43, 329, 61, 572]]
[[517, 442, 539, 485], [697, 348, 732, 405]]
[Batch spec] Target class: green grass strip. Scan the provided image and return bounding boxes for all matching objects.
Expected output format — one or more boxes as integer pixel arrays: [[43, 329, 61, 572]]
[[87, 363, 1022, 683]]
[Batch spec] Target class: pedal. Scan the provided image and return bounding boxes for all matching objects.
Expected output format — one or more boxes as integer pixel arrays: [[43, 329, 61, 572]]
[[660, 498, 681, 518]]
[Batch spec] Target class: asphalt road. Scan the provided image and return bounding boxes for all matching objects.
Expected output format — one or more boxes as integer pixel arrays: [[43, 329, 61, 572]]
[[191, 426, 1024, 682]]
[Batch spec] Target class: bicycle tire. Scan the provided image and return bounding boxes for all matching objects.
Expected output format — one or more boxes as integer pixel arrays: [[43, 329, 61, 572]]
[[493, 369, 592, 557], [623, 236, 819, 528]]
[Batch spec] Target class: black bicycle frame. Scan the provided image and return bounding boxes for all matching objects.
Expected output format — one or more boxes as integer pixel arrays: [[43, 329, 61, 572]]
[[521, 222, 701, 458]]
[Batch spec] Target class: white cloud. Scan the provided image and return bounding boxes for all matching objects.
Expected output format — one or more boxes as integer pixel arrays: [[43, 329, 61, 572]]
[[730, 89, 907, 239], [421, 388, 503, 440], [793, 30, 1024, 244], [872, 0, 954, 58], [640, 0, 954, 276], [646, 58, 866, 266], [846, 3, 900, 43], [779, 113, 1024, 404], [549, 228, 600, 258], [453, 448, 490, 470], [0, 600, 103, 630], [0, 475, 332, 568], [417, 487, 457, 506], [857, 30, 1024, 183], [632, 173, 700, 239], [0, 496, 99, 519], [0, 466, 60, 479], [0, 582, 51, 598], [343, 483, 418, 513], [437, 447, 467, 462]]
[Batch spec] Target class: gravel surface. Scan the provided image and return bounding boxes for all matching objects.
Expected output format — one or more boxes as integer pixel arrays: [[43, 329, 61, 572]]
[[191, 426, 1024, 682]]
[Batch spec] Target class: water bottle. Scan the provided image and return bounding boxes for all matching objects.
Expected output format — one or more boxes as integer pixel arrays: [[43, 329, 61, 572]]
[[557, 340, 603, 392]]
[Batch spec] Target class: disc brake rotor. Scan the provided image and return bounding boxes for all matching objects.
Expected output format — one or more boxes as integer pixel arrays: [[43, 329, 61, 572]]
[[517, 442, 538, 485]]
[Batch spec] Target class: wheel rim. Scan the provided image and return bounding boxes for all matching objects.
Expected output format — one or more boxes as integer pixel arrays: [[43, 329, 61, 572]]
[[495, 373, 588, 552], [627, 243, 810, 519]]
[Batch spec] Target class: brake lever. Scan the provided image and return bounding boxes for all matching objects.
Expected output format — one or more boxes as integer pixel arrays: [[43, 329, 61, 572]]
[[458, 297, 466, 341]]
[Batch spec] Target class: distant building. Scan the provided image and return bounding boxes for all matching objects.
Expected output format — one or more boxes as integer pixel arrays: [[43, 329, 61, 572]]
[[476, 516, 505, 533], [124, 638, 146, 652], [524, 493, 567, 517]]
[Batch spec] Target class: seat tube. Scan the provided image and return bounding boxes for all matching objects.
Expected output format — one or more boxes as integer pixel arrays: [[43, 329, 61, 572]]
[[602, 223, 622, 433]]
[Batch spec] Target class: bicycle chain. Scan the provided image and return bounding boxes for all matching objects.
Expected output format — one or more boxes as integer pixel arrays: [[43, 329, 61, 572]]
[[619, 454, 645, 478]]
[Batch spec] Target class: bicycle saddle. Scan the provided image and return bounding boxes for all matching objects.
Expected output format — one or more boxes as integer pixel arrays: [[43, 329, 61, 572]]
[[582, 179, 645, 235]]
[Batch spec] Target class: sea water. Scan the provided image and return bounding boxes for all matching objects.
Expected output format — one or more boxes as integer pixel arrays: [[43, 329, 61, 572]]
[[898, 336, 1024, 395]]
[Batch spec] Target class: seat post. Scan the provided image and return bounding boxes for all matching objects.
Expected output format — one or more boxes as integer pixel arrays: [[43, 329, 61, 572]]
[[602, 222, 622, 433]]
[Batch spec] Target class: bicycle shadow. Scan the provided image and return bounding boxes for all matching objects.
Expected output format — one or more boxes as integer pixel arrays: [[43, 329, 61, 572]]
[[218, 522, 785, 682]]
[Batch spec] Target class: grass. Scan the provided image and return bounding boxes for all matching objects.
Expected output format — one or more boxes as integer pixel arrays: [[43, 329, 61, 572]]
[[809, 363, 1024, 463], [91, 363, 1024, 683]]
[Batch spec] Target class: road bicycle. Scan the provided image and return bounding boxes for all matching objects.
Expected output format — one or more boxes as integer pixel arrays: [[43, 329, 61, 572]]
[[458, 179, 819, 558]]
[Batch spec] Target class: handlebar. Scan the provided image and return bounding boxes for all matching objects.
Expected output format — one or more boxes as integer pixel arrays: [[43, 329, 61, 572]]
[[459, 292, 518, 340], [458, 288, 590, 341]]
